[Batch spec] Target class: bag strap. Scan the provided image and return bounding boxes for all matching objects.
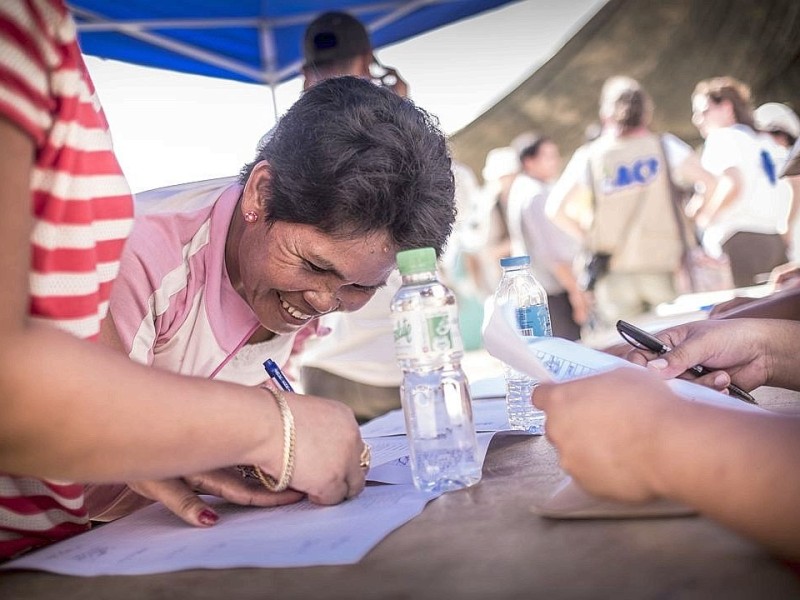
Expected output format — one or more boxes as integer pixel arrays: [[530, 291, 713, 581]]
[[658, 135, 698, 290], [658, 135, 691, 249]]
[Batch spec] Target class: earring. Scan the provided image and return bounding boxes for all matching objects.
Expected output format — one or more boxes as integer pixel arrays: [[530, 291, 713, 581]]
[[244, 210, 258, 223]]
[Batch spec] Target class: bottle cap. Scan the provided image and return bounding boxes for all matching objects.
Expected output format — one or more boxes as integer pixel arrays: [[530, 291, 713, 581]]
[[500, 255, 530, 268], [396, 247, 436, 275]]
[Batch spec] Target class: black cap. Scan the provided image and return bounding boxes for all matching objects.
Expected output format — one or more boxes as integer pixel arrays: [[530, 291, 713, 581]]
[[303, 12, 372, 67]]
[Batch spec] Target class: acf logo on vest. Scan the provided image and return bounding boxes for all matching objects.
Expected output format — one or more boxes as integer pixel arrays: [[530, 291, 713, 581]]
[[601, 155, 661, 194]]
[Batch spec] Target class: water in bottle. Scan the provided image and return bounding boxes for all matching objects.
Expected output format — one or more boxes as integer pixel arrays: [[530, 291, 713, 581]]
[[390, 247, 481, 493], [493, 255, 552, 434]]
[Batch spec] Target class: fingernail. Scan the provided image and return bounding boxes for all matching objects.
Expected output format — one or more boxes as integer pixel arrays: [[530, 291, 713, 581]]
[[198, 509, 219, 526], [714, 373, 728, 387], [648, 358, 668, 370]]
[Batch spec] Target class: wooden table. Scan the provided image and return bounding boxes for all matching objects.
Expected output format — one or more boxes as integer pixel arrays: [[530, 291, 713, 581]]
[[2, 387, 799, 599]]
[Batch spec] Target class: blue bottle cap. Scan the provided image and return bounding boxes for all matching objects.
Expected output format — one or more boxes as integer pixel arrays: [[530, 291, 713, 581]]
[[500, 255, 530, 268]]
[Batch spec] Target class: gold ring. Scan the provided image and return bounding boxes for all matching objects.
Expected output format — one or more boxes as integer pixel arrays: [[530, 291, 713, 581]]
[[359, 442, 371, 470]]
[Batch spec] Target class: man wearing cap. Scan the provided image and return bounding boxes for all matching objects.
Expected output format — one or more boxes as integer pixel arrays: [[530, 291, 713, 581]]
[[755, 102, 800, 164], [255, 11, 407, 150], [755, 102, 800, 260], [301, 11, 407, 96], [295, 12, 411, 422]]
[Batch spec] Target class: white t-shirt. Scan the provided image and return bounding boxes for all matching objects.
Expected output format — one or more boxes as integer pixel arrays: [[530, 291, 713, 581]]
[[506, 174, 580, 294], [700, 125, 789, 253]]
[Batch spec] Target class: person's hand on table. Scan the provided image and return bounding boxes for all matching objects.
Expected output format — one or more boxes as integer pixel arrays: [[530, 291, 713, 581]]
[[624, 319, 771, 393], [126, 470, 304, 527], [126, 394, 367, 527], [533, 367, 679, 502]]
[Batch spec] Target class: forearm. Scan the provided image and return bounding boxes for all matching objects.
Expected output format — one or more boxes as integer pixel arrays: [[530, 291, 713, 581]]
[[752, 319, 800, 390], [0, 324, 283, 482], [551, 262, 581, 295], [545, 185, 587, 243], [696, 170, 739, 225], [717, 288, 800, 323], [786, 177, 800, 230], [549, 209, 585, 242], [651, 401, 800, 560]]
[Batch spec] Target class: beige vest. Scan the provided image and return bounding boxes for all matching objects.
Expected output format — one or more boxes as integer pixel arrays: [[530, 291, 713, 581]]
[[587, 134, 686, 273]]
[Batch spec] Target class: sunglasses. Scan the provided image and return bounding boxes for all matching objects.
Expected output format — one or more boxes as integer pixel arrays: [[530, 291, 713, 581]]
[[369, 58, 398, 89]]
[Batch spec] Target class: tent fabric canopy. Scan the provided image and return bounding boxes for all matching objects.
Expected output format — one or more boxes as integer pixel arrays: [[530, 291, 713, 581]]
[[69, 0, 516, 85]]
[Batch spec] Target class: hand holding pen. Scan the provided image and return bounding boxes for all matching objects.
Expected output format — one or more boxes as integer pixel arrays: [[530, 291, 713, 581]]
[[615, 320, 757, 404], [265, 358, 372, 473]]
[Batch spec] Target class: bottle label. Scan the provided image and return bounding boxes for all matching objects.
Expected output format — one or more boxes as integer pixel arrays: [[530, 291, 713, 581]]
[[516, 304, 552, 337], [393, 308, 463, 360]]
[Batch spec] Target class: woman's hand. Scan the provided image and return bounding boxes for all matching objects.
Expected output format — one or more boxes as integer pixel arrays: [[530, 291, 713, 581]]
[[127, 468, 304, 526], [265, 394, 367, 506]]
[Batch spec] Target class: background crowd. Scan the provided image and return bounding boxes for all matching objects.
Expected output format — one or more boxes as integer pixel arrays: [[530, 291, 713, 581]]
[[445, 74, 799, 344]]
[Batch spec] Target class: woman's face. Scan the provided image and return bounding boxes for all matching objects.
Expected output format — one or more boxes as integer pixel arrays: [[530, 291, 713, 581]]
[[692, 94, 734, 137], [233, 219, 396, 336]]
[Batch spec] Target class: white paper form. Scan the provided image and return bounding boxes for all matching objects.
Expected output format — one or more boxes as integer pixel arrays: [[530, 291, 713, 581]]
[[2, 485, 439, 576], [483, 302, 760, 413], [360, 398, 511, 438], [482, 303, 768, 518], [367, 431, 498, 485]]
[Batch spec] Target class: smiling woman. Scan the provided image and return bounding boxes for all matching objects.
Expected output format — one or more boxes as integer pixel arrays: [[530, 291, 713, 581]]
[[87, 76, 456, 524]]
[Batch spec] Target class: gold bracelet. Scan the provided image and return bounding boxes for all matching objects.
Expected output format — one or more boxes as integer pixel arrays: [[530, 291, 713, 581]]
[[252, 386, 296, 492]]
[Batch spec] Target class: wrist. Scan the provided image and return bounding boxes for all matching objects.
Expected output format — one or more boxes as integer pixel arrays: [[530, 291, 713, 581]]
[[237, 387, 296, 492], [641, 389, 689, 499], [241, 386, 286, 476], [760, 320, 800, 389]]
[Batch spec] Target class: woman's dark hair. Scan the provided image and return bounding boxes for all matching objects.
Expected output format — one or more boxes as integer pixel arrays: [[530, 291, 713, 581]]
[[518, 135, 552, 161], [240, 76, 455, 256], [599, 76, 653, 134]]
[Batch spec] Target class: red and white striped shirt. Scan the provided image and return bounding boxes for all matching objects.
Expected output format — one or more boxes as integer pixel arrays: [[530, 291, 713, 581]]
[[0, 0, 133, 559]]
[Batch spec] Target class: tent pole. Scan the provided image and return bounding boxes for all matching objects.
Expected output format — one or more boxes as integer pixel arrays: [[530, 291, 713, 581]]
[[269, 83, 278, 121]]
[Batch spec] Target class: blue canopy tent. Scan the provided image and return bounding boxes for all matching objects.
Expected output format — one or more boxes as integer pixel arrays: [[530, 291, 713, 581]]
[[68, 0, 518, 112]]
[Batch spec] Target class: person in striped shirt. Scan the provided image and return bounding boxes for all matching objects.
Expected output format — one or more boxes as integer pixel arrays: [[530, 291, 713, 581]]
[[0, 0, 385, 561]]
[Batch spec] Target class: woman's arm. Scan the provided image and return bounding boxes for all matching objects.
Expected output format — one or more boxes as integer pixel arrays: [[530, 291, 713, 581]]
[[534, 367, 800, 561], [0, 119, 364, 508], [692, 167, 742, 228]]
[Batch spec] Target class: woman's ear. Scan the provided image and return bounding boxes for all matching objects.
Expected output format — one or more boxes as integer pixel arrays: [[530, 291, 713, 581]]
[[241, 160, 271, 217]]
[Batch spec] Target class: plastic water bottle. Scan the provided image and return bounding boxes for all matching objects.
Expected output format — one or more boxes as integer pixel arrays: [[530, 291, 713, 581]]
[[390, 247, 481, 493], [493, 255, 552, 434]]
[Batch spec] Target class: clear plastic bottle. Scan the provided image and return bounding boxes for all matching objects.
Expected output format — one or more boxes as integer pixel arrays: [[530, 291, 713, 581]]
[[390, 247, 481, 493], [493, 255, 552, 434]]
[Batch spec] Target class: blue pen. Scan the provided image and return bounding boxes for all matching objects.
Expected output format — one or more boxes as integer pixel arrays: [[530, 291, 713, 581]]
[[264, 359, 295, 392]]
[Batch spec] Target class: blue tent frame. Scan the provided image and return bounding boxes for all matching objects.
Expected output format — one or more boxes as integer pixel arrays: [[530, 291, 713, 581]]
[[69, 1, 518, 86]]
